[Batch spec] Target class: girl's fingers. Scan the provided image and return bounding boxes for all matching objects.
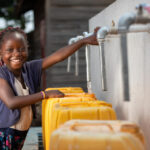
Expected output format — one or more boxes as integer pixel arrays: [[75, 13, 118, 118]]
[[94, 27, 101, 33], [46, 90, 65, 98]]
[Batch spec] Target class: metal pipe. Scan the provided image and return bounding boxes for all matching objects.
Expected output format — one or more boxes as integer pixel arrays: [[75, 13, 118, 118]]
[[67, 38, 76, 73], [85, 45, 92, 93], [97, 27, 110, 91], [120, 33, 130, 101], [83, 32, 93, 93], [98, 39, 107, 91], [97, 27, 110, 39], [74, 36, 84, 76], [98, 24, 150, 37], [83, 32, 93, 38], [118, 4, 150, 101], [75, 51, 79, 76], [118, 13, 134, 101], [67, 36, 84, 76], [118, 13, 150, 33], [67, 56, 71, 72], [96, 24, 150, 93]]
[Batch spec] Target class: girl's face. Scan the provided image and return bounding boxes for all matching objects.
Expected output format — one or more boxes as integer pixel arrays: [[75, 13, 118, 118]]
[[0, 32, 28, 73]]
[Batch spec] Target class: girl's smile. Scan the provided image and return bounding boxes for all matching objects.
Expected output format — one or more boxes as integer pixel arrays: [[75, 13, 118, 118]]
[[0, 33, 28, 75]]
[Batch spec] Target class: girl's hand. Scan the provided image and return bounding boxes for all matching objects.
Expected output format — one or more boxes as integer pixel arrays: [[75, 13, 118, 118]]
[[45, 90, 65, 98], [83, 27, 100, 45]]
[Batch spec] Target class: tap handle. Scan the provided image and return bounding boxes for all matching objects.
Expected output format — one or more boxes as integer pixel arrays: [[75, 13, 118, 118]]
[[136, 3, 150, 15]]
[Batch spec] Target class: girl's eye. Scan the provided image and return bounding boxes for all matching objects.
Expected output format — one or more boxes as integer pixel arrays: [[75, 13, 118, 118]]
[[5, 48, 26, 53], [20, 48, 26, 52], [6, 48, 13, 53]]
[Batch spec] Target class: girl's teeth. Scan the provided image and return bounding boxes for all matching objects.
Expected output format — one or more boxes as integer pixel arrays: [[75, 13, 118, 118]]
[[12, 60, 20, 62]]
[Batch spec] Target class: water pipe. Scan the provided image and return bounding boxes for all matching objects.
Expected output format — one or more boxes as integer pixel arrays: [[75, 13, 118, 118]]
[[67, 36, 84, 76], [83, 31, 93, 93], [75, 36, 84, 76], [96, 23, 150, 94], [118, 3, 150, 101], [97, 27, 110, 91], [67, 37, 76, 73]]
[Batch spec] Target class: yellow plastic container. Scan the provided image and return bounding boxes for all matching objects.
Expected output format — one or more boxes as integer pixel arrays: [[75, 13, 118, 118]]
[[58, 120, 145, 145], [46, 101, 116, 150], [50, 120, 145, 150], [42, 97, 96, 150], [45, 87, 84, 93], [42, 86, 85, 149], [64, 93, 96, 98], [52, 101, 116, 131]]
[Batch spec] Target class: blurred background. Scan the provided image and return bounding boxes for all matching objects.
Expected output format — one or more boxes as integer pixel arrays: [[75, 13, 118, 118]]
[[0, 0, 115, 126]]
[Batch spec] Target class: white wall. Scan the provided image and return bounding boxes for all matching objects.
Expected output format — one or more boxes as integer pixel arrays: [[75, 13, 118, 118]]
[[89, 0, 150, 149]]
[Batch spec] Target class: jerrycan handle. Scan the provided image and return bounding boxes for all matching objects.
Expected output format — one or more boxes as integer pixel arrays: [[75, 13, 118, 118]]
[[70, 123, 114, 132]]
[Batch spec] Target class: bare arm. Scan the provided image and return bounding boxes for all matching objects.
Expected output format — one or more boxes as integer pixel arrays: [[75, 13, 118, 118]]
[[0, 78, 64, 109], [42, 29, 99, 70]]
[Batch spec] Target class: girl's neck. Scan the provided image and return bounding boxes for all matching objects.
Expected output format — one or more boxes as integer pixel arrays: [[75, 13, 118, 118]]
[[5, 64, 22, 79], [15, 74, 21, 81], [4, 63, 26, 88], [14, 71, 22, 80], [14, 72, 26, 89]]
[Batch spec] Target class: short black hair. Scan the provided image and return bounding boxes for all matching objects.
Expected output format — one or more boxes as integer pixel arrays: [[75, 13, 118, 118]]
[[0, 26, 28, 49]]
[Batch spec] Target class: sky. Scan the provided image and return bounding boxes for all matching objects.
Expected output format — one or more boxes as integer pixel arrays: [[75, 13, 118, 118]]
[[0, 10, 34, 33]]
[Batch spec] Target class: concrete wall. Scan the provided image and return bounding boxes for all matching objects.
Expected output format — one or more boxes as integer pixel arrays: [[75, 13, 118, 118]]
[[89, 0, 150, 149]]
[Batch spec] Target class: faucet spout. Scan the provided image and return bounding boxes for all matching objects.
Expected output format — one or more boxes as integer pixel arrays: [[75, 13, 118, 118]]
[[97, 26, 110, 39], [118, 13, 136, 31], [118, 3, 150, 32]]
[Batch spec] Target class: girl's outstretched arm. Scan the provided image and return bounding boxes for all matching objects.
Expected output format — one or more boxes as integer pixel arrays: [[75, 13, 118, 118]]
[[42, 27, 99, 70], [0, 78, 64, 109]]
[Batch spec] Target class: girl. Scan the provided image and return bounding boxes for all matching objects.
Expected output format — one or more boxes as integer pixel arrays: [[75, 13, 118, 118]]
[[0, 26, 99, 149]]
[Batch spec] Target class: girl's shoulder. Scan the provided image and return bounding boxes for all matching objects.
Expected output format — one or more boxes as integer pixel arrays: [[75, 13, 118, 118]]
[[0, 65, 10, 80], [22, 59, 43, 75], [23, 59, 43, 69], [22, 59, 43, 88]]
